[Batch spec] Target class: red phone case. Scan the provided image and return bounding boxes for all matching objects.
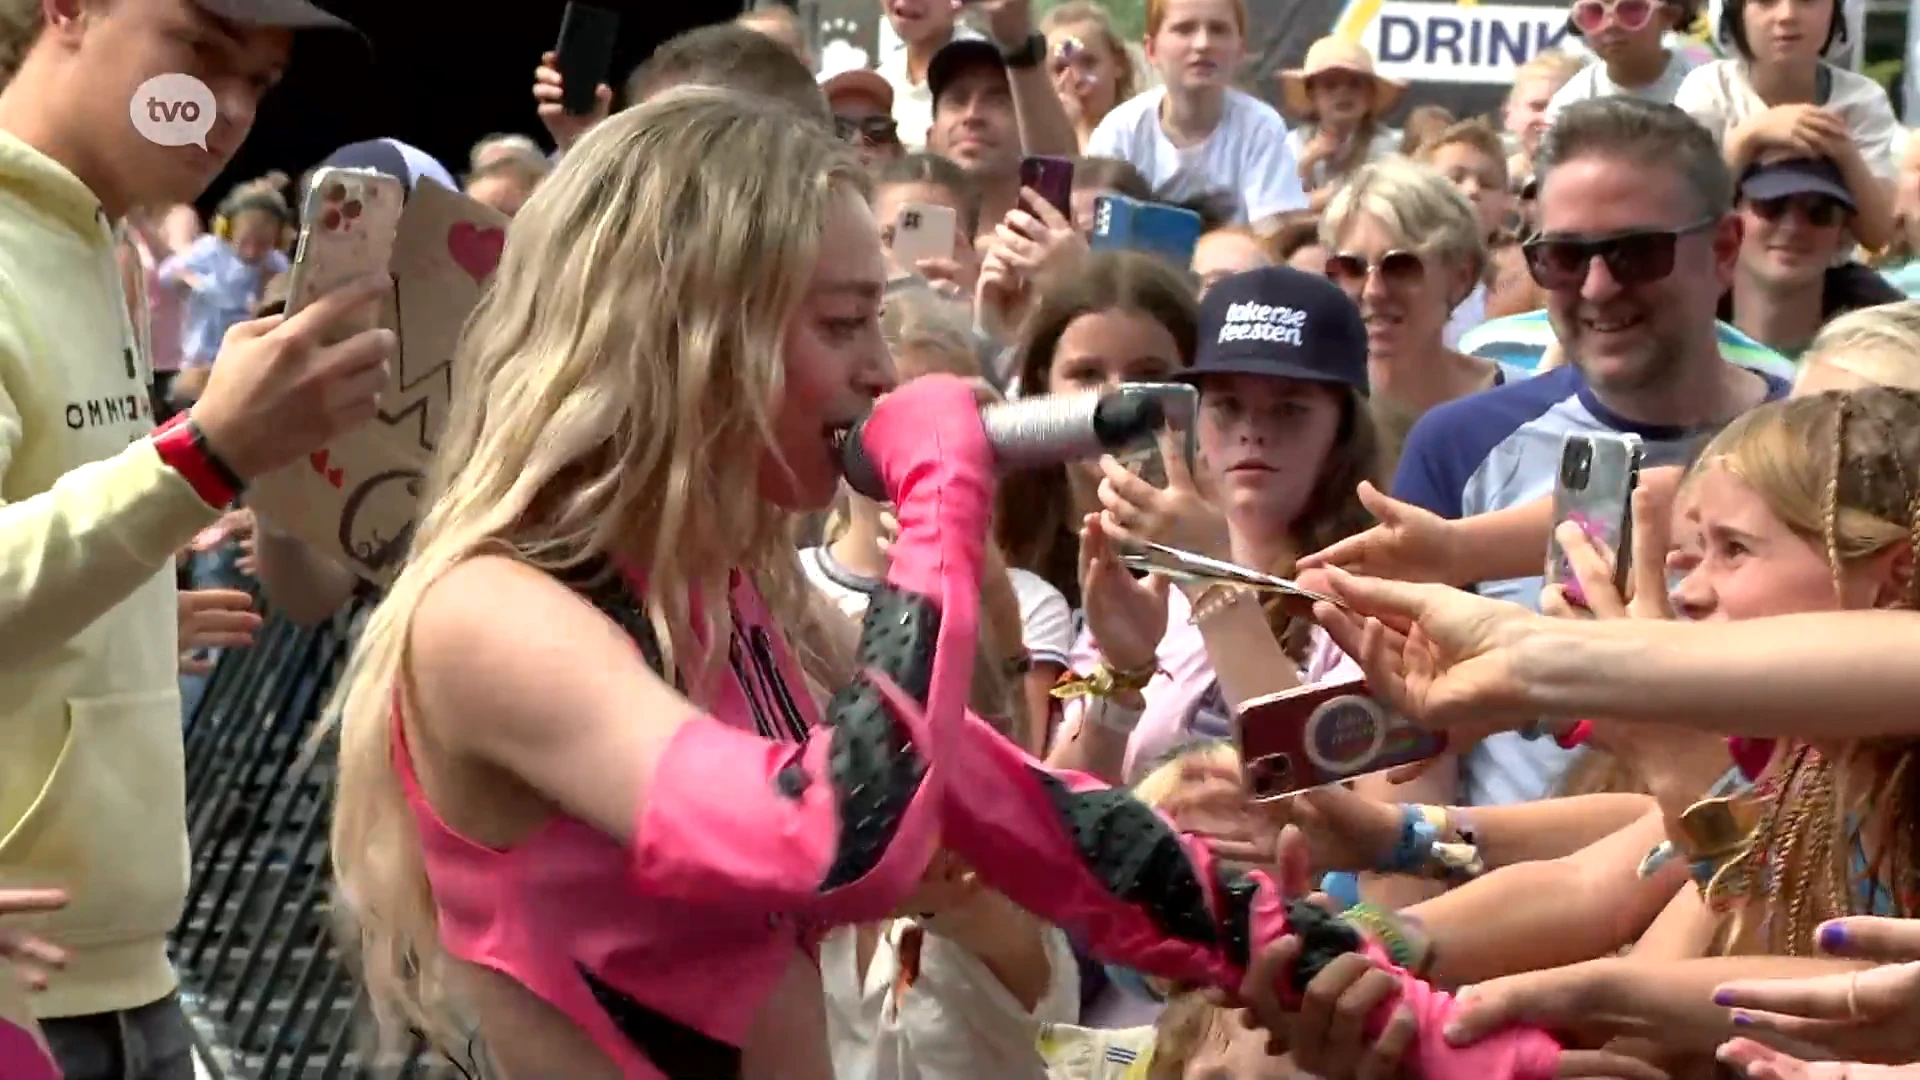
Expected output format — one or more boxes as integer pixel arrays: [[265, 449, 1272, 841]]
[[1234, 679, 1449, 800]]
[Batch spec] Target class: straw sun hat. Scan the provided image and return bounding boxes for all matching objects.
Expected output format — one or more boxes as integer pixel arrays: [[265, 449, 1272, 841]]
[[1278, 37, 1405, 119]]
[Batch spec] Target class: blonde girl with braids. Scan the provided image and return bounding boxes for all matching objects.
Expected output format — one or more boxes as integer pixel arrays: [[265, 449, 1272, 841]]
[[326, 87, 1005, 1079]]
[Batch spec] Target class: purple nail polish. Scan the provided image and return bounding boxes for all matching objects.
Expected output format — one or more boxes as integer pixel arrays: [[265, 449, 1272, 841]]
[[1713, 990, 1734, 1006], [1733, 1013, 1752, 1027], [1819, 923, 1847, 952]]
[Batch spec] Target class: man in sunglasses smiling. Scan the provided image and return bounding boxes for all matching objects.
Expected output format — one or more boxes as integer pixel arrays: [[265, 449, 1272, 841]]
[[1719, 154, 1903, 359], [1391, 98, 1792, 809]]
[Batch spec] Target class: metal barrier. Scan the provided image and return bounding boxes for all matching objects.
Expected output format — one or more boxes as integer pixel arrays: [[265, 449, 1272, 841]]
[[174, 600, 457, 1080]]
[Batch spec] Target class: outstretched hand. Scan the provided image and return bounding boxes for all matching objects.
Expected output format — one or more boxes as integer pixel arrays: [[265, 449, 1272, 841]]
[[1312, 569, 1540, 734], [1712, 916, 1920, 1064]]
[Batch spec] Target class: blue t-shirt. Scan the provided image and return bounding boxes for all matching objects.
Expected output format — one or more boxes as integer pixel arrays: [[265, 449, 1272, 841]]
[[1391, 362, 1792, 807]]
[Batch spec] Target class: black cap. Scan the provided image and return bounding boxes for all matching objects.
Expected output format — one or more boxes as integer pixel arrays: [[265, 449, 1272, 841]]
[[1187, 267, 1369, 394], [192, 0, 357, 31], [927, 38, 1006, 105], [1738, 156, 1855, 212]]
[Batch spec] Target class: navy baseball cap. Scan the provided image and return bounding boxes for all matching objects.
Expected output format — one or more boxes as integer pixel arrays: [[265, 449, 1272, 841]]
[[315, 139, 458, 194], [1188, 267, 1369, 395], [1738, 156, 1855, 213], [928, 37, 1007, 105]]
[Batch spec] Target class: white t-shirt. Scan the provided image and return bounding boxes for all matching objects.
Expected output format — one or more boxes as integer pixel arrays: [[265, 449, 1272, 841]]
[[1443, 282, 1488, 350], [1543, 50, 1696, 122], [1282, 125, 1401, 190], [799, 545, 1075, 667], [1085, 87, 1308, 224], [1673, 60, 1902, 183], [822, 919, 1080, 1080]]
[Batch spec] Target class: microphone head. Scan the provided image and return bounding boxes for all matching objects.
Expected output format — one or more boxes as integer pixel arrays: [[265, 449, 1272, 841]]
[[833, 417, 890, 501]]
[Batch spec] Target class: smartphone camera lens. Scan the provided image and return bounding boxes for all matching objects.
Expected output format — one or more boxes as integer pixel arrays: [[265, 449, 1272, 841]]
[[1247, 754, 1294, 801], [1561, 440, 1594, 491]]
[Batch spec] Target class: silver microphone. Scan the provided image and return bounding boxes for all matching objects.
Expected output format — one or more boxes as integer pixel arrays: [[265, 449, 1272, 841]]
[[837, 382, 1198, 502]]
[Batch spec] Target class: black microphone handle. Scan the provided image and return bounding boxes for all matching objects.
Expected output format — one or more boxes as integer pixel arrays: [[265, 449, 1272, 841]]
[[838, 388, 1168, 502]]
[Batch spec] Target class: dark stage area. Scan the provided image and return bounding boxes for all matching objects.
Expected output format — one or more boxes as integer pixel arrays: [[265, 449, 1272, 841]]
[[204, 0, 748, 213]]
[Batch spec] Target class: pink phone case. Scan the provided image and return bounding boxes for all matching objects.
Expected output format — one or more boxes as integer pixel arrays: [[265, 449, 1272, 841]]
[[286, 168, 405, 344]]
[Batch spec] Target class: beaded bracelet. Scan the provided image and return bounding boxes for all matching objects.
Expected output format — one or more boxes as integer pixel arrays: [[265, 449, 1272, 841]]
[[1188, 582, 1255, 624], [1339, 903, 1435, 978]]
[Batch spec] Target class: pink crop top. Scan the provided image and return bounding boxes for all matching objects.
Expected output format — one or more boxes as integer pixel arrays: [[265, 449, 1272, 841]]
[[393, 567, 819, 1077]]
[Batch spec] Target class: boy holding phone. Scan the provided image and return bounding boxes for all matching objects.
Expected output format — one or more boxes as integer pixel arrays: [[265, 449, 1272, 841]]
[[0, 1, 389, 1076]]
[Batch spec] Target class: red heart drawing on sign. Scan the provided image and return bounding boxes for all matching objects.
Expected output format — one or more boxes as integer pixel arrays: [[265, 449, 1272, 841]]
[[447, 222, 505, 283], [310, 449, 344, 489]]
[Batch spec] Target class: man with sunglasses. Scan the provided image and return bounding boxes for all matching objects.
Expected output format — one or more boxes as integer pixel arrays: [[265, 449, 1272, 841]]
[[822, 67, 907, 171], [1392, 98, 1792, 810], [1720, 155, 1902, 358]]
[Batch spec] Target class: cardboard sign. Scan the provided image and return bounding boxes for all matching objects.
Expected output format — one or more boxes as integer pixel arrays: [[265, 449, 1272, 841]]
[[250, 181, 507, 587]]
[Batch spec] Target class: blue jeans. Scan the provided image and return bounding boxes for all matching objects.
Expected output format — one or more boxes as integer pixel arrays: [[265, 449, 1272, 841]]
[[42, 993, 195, 1080]]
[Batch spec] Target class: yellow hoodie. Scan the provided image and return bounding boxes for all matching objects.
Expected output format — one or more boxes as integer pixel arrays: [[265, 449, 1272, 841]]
[[0, 130, 221, 1017]]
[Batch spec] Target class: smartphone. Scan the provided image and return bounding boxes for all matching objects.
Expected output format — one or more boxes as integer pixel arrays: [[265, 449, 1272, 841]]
[[286, 168, 405, 343], [1545, 431, 1645, 606], [1235, 679, 1450, 801], [892, 202, 959, 271], [1089, 194, 1205, 269], [555, 3, 620, 115], [1110, 382, 1198, 489], [1020, 156, 1075, 220]]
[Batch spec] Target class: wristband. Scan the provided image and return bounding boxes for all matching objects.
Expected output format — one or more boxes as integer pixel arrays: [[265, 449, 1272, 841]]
[[1381, 803, 1442, 875], [1339, 903, 1434, 978], [152, 413, 244, 509], [1083, 695, 1144, 735], [1051, 660, 1156, 701]]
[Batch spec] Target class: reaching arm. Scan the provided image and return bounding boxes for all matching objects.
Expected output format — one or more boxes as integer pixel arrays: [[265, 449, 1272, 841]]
[[250, 514, 360, 624], [1513, 610, 1920, 738], [1406, 807, 1686, 986]]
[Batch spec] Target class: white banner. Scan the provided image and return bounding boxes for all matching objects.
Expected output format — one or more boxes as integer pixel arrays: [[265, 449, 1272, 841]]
[[1360, 2, 1580, 84]]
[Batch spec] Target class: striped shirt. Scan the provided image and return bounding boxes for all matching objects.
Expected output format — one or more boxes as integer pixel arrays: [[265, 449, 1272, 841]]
[[1457, 311, 1794, 384]]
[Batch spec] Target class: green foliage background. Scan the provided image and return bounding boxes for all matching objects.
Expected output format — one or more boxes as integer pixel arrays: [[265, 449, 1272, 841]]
[[1034, 0, 1149, 42]]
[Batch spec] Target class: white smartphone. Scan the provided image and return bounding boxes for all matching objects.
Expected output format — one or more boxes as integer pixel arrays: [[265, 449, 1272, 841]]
[[892, 202, 958, 271], [286, 167, 405, 344]]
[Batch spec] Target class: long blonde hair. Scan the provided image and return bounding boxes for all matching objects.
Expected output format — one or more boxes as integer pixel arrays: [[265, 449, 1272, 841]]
[[1691, 388, 1920, 952], [329, 86, 866, 1053]]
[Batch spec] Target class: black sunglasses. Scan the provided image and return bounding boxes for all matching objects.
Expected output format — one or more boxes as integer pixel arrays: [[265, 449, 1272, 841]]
[[1324, 249, 1426, 289], [1748, 194, 1847, 228], [834, 115, 900, 146], [1521, 218, 1717, 291]]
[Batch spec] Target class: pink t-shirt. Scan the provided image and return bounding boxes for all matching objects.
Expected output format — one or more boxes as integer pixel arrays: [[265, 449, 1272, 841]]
[[1064, 588, 1362, 781]]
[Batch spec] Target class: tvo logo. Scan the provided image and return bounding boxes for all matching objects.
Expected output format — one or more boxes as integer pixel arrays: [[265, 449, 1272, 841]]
[[130, 73, 216, 150]]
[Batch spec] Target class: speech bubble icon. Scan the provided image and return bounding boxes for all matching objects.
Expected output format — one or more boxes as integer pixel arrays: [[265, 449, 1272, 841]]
[[129, 73, 216, 150]]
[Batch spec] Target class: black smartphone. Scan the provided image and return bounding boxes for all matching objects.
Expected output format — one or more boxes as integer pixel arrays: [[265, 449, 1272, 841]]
[[555, 3, 620, 116], [1019, 156, 1075, 220]]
